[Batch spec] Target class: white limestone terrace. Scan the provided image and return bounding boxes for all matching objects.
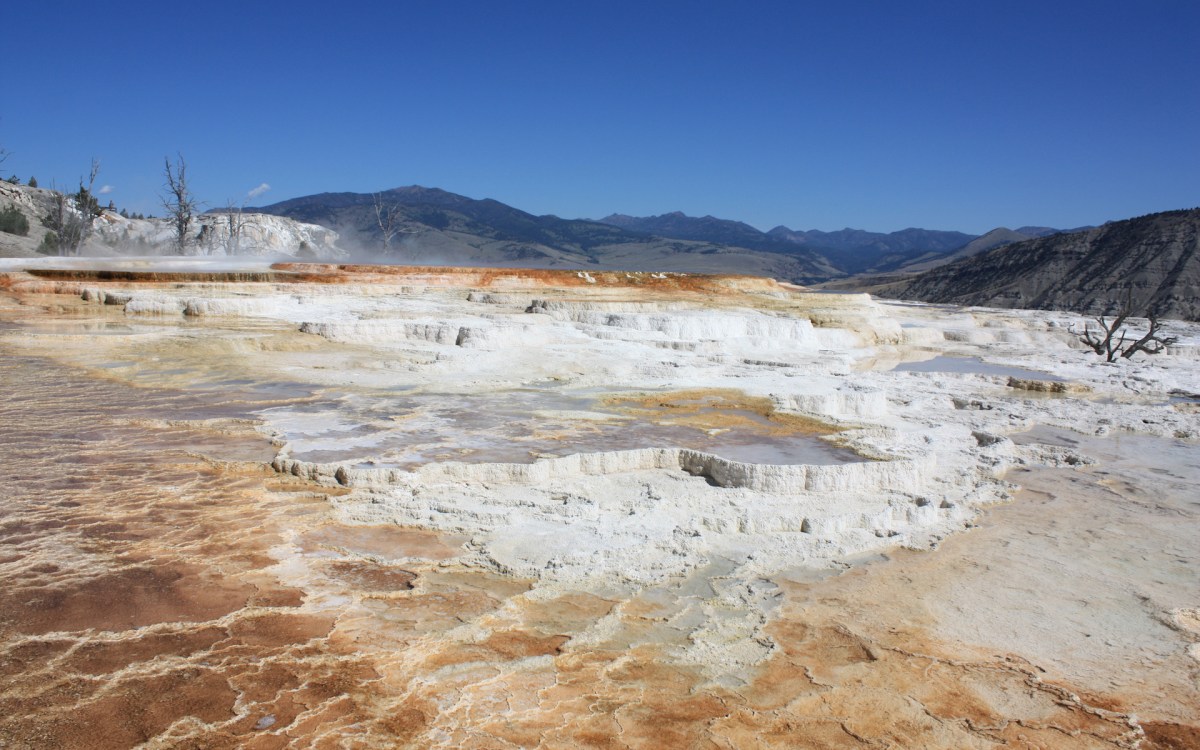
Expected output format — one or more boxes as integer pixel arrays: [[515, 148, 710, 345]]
[[3, 259, 1198, 597], [0, 255, 281, 273]]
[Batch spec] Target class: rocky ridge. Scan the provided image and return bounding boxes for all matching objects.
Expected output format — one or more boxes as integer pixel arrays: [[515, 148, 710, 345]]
[[887, 207, 1200, 320]]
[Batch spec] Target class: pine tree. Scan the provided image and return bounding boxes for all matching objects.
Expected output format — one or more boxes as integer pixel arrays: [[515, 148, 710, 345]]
[[0, 205, 30, 236]]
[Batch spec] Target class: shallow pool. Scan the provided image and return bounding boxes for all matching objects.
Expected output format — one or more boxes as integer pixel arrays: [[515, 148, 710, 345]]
[[892, 355, 1064, 382]]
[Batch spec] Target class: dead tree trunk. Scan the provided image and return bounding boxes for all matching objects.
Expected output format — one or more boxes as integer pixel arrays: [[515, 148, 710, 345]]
[[223, 200, 247, 255], [162, 154, 198, 254]]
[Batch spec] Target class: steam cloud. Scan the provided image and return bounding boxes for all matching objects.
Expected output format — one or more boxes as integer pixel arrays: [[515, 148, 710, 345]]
[[98, 185, 114, 195], [247, 183, 271, 200]]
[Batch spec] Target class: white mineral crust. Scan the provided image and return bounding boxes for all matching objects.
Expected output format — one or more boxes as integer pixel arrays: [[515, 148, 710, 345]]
[[8, 262, 1199, 608]]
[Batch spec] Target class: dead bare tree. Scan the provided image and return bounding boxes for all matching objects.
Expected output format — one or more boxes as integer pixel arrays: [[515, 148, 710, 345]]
[[373, 192, 405, 252], [162, 154, 198, 254], [84, 158, 99, 193], [222, 199, 248, 255], [372, 193, 421, 253], [1072, 294, 1178, 361]]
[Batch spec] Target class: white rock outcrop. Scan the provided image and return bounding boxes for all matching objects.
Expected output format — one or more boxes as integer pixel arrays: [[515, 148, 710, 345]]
[[91, 211, 347, 259]]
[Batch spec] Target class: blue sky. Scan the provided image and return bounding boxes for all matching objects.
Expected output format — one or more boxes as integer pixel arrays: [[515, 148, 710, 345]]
[[3, 1, 1197, 234]]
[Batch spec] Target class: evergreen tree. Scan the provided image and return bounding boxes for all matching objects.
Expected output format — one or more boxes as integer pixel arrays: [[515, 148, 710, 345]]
[[0, 205, 30, 236], [38, 231, 59, 254]]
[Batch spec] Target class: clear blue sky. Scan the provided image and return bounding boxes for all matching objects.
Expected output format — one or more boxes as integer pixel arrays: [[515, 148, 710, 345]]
[[3, 0, 1197, 234]]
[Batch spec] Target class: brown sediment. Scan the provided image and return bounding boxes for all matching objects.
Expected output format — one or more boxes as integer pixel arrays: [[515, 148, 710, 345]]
[[299, 524, 467, 561], [23, 268, 302, 284], [421, 629, 569, 670], [326, 560, 417, 592], [60, 627, 229, 675], [7, 262, 785, 296], [1008, 375, 1092, 393], [6, 562, 258, 634], [0, 352, 393, 748], [270, 262, 782, 293], [1143, 722, 1200, 750], [605, 387, 838, 435]]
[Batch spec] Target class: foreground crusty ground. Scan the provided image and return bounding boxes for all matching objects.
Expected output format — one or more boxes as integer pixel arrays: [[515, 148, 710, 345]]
[[0, 261, 1196, 748]]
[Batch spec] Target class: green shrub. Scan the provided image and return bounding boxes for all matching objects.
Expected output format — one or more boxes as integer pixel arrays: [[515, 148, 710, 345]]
[[38, 231, 59, 254], [0, 205, 30, 236], [27, 176, 37, 188]]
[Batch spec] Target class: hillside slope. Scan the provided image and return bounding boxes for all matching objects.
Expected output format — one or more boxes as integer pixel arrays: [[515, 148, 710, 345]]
[[885, 208, 1200, 320], [0, 181, 346, 259]]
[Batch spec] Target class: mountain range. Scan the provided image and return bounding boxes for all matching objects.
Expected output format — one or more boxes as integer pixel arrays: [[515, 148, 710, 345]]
[[599, 212, 979, 274], [248, 186, 1066, 283]]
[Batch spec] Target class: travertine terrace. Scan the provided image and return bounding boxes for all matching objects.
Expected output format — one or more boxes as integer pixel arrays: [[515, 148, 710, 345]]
[[1, 258, 1197, 749]]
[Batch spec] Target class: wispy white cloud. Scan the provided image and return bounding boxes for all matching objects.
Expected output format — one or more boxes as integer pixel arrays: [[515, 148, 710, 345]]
[[247, 182, 270, 200], [98, 184, 114, 195]]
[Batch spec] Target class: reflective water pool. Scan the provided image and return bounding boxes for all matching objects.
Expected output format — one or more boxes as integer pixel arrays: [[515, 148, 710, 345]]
[[892, 355, 1065, 381]]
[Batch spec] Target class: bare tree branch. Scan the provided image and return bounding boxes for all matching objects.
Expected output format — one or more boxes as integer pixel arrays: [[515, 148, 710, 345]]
[[162, 153, 198, 254], [373, 192, 403, 252], [1071, 292, 1176, 361], [86, 158, 99, 194], [372, 192, 419, 253], [224, 200, 247, 255], [1120, 314, 1178, 358]]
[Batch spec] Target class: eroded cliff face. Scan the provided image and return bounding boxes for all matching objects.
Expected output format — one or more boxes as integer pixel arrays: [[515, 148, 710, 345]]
[[0, 260, 1197, 748], [889, 208, 1200, 321]]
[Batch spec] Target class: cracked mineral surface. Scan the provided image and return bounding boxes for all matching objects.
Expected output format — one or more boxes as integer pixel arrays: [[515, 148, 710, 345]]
[[0, 258, 1197, 749]]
